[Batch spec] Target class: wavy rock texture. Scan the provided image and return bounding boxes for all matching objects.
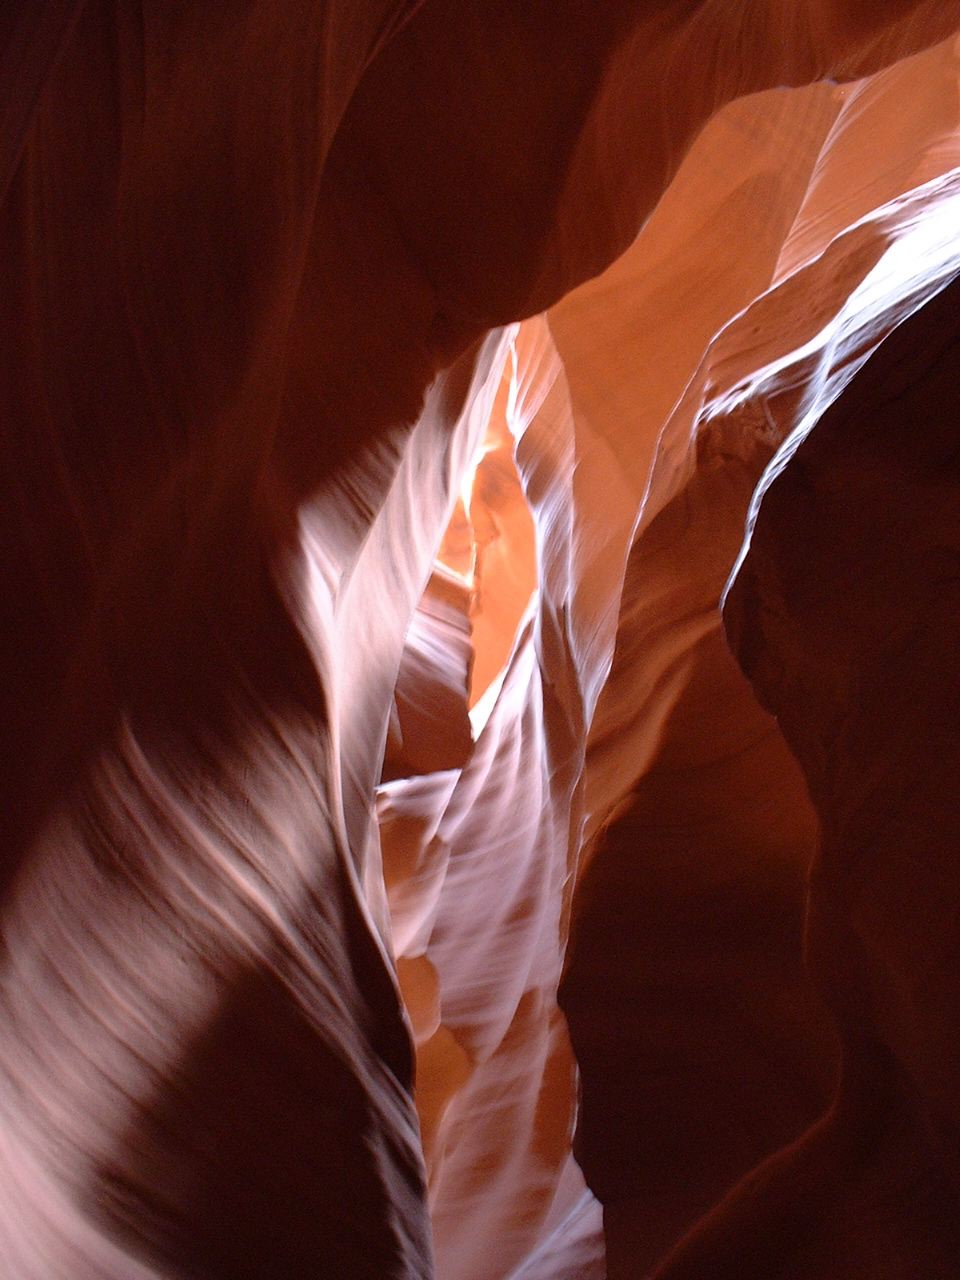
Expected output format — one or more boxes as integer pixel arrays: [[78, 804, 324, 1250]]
[[715, 267, 960, 1280], [559, 39, 960, 1277], [2, 3, 960, 1278]]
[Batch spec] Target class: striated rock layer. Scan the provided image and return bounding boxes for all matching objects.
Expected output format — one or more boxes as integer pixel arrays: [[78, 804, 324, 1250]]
[[1, 3, 960, 1277]]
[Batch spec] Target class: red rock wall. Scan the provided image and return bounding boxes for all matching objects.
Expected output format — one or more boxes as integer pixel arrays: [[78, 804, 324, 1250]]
[[2, 4, 959, 1277]]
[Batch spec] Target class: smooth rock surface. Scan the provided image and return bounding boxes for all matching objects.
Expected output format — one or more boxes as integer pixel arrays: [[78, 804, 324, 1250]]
[[2, 4, 960, 1277]]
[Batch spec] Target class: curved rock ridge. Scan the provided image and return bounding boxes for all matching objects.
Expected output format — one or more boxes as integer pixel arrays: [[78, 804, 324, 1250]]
[[2, 3, 960, 1278], [712, 265, 960, 1280], [383, 30, 960, 1278], [384, 27, 960, 1280]]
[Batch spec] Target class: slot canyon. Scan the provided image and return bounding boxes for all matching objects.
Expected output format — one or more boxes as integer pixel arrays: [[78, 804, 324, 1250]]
[[2, 2, 960, 1276]]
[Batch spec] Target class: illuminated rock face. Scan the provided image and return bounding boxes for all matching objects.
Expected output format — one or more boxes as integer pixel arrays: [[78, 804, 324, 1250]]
[[1, 4, 959, 1278]]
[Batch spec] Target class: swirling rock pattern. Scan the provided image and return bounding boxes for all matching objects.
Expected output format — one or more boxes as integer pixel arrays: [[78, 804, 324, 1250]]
[[2, 3, 959, 1277]]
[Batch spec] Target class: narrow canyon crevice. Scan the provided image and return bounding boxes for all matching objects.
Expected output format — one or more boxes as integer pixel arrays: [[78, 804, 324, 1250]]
[[2, 4, 960, 1277]]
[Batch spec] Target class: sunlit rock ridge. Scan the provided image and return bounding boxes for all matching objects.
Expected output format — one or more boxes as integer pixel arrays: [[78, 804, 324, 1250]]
[[1, 3, 959, 1277]]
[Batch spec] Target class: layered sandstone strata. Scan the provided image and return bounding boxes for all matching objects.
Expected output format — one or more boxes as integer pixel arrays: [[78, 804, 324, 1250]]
[[1, 4, 959, 1277]]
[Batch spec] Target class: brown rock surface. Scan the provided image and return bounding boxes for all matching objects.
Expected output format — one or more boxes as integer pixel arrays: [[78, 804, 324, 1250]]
[[2, 3, 960, 1277], [709, 270, 960, 1279]]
